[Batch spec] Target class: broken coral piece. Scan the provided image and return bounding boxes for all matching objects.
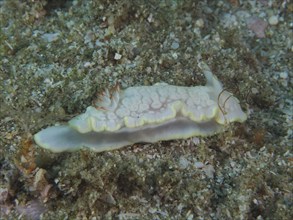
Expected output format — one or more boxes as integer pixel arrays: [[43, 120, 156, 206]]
[[34, 63, 247, 153]]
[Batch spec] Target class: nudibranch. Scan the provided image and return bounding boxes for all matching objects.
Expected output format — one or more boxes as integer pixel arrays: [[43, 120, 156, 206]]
[[34, 64, 247, 152]]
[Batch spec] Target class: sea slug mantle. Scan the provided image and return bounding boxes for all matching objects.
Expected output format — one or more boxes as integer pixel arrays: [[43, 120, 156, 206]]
[[34, 64, 247, 152]]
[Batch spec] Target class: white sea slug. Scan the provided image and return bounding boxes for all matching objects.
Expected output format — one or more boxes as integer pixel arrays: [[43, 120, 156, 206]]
[[34, 64, 247, 153]]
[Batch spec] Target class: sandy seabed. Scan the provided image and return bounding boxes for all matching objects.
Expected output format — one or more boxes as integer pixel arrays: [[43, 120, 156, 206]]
[[0, 0, 292, 219]]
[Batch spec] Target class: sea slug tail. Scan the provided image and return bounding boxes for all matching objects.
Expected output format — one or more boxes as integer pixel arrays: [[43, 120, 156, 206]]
[[34, 126, 83, 152]]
